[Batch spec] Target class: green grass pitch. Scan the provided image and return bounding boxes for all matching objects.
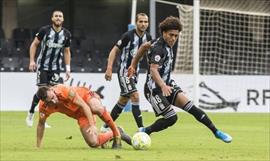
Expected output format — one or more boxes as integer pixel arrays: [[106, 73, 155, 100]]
[[0, 112, 269, 161]]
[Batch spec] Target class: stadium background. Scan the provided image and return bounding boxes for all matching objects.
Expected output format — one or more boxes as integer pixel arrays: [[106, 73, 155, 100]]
[[0, 0, 269, 161], [0, 0, 269, 112]]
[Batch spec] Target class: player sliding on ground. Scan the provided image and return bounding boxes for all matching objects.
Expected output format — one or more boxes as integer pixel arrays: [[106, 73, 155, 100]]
[[128, 16, 232, 143], [36, 84, 131, 149]]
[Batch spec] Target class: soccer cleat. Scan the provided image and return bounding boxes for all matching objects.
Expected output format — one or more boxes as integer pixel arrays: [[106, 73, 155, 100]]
[[45, 122, 51, 128], [112, 136, 122, 149], [26, 112, 34, 127], [215, 130, 232, 143], [100, 125, 110, 133], [118, 127, 132, 145], [138, 127, 145, 132]]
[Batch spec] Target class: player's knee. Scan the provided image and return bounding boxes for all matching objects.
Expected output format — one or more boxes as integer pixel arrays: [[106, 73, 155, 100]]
[[118, 97, 129, 105], [87, 141, 99, 148], [85, 138, 99, 148], [130, 92, 139, 102], [88, 98, 104, 115], [166, 115, 178, 127]]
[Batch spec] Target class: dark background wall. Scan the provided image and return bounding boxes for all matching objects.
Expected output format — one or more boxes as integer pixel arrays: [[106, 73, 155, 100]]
[[0, 0, 191, 72], [15, 0, 186, 51]]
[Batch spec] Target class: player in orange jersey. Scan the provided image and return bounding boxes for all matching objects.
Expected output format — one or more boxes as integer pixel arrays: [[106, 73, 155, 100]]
[[36, 84, 131, 149]]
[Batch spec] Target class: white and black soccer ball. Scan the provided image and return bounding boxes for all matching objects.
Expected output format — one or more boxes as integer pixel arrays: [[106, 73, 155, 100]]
[[132, 132, 151, 150]]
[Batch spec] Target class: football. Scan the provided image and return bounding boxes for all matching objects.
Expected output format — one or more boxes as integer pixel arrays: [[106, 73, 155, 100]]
[[132, 132, 151, 150]]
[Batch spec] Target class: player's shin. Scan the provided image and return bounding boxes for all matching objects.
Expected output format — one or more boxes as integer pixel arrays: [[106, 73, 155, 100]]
[[145, 114, 177, 135], [183, 101, 217, 134], [110, 103, 125, 120], [103, 103, 125, 128], [131, 103, 144, 128], [97, 131, 114, 146], [99, 109, 120, 137]]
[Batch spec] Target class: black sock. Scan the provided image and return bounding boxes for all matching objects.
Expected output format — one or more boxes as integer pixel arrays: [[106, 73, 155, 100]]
[[183, 101, 217, 134], [131, 103, 143, 128], [145, 115, 178, 135], [104, 103, 124, 128], [29, 94, 40, 114]]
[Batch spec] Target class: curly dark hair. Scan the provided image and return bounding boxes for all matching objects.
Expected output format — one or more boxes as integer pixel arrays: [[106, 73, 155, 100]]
[[36, 86, 50, 101], [159, 16, 182, 34]]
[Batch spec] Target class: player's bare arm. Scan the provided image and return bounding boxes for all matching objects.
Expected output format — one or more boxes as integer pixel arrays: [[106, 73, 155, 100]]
[[36, 114, 46, 148], [150, 64, 172, 96], [128, 41, 151, 78], [29, 37, 41, 72], [64, 47, 71, 81], [105, 46, 121, 81]]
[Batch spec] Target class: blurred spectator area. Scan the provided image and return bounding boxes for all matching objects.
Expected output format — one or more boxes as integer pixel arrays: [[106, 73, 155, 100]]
[[0, 26, 147, 73], [0, 0, 169, 73], [0, 27, 119, 73]]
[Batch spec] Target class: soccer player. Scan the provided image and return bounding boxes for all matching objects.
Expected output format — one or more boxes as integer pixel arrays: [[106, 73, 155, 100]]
[[36, 84, 131, 149], [128, 16, 232, 143], [103, 13, 152, 130], [26, 10, 72, 128]]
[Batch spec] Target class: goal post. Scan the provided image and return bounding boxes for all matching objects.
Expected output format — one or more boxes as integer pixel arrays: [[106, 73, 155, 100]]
[[176, 0, 270, 75], [175, 0, 270, 108]]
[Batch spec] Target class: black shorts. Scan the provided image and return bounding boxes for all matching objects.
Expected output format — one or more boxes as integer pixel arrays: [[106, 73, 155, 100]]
[[36, 70, 61, 86], [117, 75, 137, 97], [144, 80, 183, 116]]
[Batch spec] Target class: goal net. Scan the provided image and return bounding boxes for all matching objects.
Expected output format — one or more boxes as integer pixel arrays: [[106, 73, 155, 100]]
[[175, 0, 270, 75]]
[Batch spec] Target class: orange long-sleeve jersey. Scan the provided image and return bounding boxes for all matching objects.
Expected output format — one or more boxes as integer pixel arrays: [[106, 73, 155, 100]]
[[38, 84, 96, 128]]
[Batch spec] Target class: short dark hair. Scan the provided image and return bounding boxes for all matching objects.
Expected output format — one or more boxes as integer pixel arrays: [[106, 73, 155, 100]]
[[36, 86, 50, 101], [159, 16, 182, 34], [136, 13, 148, 22], [51, 10, 64, 18]]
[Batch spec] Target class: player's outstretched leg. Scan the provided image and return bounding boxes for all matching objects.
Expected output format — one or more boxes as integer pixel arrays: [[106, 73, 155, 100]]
[[87, 97, 122, 148], [138, 114, 178, 135], [215, 130, 232, 143], [182, 101, 232, 143], [102, 102, 125, 130], [118, 127, 132, 145]]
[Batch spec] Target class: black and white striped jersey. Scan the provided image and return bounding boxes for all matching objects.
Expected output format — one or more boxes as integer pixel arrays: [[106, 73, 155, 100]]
[[146, 37, 174, 90], [115, 29, 152, 77], [36, 25, 71, 71]]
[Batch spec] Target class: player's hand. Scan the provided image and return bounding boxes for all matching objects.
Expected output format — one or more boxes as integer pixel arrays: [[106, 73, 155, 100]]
[[29, 61, 37, 72], [143, 41, 152, 49], [86, 125, 98, 136], [161, 84, 173, 97], [65, 71, 71, 81], [105, 67, 112, 81], [127, 66, 136, 78]]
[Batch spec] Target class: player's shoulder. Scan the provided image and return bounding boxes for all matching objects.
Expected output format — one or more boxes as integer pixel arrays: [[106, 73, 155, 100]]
[[54, 84, 76, 98], [152, 38, 165, 48], [122, 29, 134, 38], [62, 27, 72, 36], [53, 84, 69, 91], [38, 25, 51, 32], [151, 38, 166, 53], [145, 31, 152, 40], [52, 84, 67, 94]]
